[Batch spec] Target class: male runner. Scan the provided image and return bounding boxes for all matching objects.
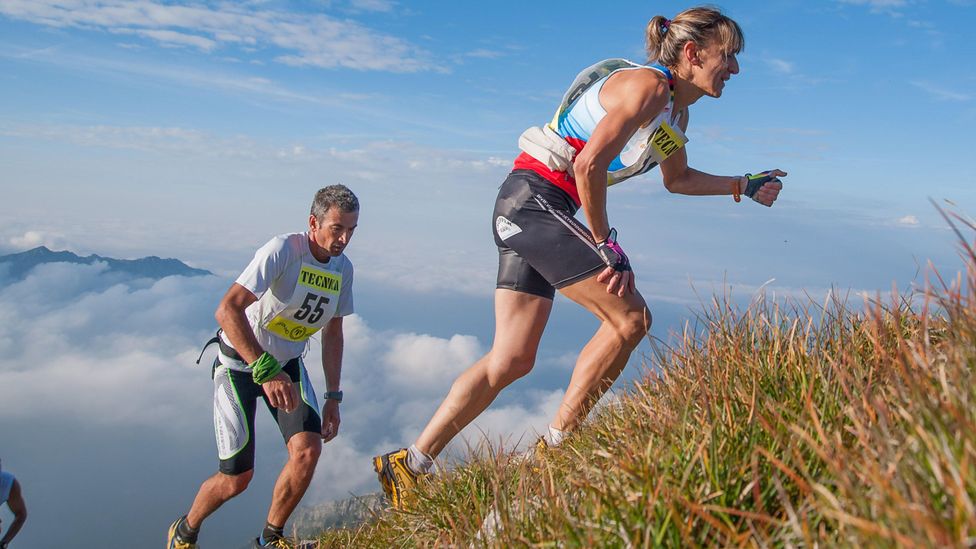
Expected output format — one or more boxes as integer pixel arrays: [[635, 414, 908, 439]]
[[168, 185, 359, 548], [0, 459, 27, 548]]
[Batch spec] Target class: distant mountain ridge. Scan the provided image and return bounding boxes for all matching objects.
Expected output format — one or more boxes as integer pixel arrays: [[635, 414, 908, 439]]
[[290, 494, 383, 539], [0, 246, 212, 280]]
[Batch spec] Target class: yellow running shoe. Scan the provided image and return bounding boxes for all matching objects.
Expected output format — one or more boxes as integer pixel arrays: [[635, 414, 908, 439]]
[[166, 517, 198, 549], [529, 436, 551, 473], [534, 435, 549, 458], [372, 448, 423, 510], [259, 536, 296, 548]]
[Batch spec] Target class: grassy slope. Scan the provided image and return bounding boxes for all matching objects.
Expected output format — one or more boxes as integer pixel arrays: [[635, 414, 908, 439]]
[[320, 220, 976, 548]]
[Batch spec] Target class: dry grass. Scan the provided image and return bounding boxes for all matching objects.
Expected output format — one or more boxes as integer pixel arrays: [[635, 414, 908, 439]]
[[319, 209, 976, 548]]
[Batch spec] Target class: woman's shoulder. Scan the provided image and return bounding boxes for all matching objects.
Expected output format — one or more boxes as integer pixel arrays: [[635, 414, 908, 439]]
[[604, 65, 670, 103]]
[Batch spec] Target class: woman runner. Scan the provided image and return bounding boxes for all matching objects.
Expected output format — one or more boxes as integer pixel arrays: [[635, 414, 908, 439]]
[[374, 6, 786, 508]]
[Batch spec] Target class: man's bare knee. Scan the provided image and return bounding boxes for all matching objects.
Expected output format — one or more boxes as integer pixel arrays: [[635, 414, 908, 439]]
[[288, 435, 322, 468], [220, 469, 253, 496]]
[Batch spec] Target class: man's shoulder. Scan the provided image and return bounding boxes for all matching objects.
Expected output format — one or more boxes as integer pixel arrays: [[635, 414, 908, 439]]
[[266, 231, 305, 249], [333, 252, 354, 275], [254, 232, 306, 260]]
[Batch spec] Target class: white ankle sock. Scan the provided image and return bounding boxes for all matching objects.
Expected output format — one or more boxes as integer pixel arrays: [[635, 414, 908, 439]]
[[545, 425, 568, 447], [406, 444, 433, 474]]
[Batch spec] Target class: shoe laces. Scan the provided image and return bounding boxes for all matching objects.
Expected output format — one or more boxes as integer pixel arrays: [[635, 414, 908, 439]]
[[264, 537, 296, 548]]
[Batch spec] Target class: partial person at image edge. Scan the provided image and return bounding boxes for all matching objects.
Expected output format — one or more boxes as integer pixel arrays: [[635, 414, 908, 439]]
[[0, 458, 28, 549]]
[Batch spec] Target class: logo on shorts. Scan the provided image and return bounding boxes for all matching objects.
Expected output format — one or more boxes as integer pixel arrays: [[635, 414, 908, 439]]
[[495, 216, 522, 240]]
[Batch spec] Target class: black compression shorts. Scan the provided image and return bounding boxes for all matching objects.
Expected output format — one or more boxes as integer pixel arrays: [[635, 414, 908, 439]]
[[492, 170, 605, 299]]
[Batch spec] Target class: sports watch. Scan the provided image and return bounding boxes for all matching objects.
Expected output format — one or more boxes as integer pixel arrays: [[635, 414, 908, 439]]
[[324, 391, 343, 403]]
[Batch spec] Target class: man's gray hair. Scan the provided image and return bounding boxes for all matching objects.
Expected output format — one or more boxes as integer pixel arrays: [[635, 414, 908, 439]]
[[311, 184, 359, 220]]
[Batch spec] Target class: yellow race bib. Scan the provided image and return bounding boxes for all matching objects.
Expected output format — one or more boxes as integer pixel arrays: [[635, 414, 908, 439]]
[[649, 122, 684, 160], [265, 265, 342, 342]]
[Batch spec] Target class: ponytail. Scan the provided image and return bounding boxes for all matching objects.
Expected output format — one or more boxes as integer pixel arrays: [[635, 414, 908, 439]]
[[645, 6, 744, 67]]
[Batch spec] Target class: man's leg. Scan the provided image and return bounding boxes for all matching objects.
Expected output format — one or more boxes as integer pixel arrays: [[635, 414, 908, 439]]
[[266, 432, 322, 528], [550, 274, 651, 433], [179, 365, 259, 537], [414, 288, 553, 458], [185, 469, 254, 529]]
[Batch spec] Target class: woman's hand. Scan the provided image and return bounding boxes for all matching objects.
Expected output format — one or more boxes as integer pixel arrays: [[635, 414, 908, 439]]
[[597, 267, 635, 297], [743, 169, 787, 207], [595, 229, 636, 296]]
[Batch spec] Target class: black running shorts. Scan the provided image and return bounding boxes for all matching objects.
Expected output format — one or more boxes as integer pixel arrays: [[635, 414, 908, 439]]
[[492, 170, 605, 299], [212, 358, 321, 475]]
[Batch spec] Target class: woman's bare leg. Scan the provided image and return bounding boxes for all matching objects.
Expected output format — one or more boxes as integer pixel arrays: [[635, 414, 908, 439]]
[[551, 274, 651, 431], [414, 289, 553, 457]]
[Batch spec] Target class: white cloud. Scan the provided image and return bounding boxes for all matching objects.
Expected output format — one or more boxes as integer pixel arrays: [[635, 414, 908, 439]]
[[346, 0, 397, 13], [911, 81, 971, 102], [897, 215, 920, 226], [7, 230, 69, 251], [122, 28, 218, 50], [840, 0, 907, 5], [0, 47, 371, 108], [0, 122, 512, 167], [464, 389, 564, 452], [837, 0, 909, 10], [465, 48, 505, 60], [0, 263, 226, 427], [0, 123, 221, 154], [0, 0, 432, 72], [764, 57, 795, 75], [384, 333, 482, 389]]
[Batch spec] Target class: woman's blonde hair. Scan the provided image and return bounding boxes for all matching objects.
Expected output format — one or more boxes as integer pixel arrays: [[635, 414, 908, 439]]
[[646, 6, 744, 67]]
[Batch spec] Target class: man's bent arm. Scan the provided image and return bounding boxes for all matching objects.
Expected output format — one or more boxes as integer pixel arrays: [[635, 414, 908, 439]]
[[215, 283, 262, 363], [216, 282, 296, 412]]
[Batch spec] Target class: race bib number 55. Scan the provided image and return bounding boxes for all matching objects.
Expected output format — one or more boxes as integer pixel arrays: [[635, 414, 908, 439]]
[[266, 265, 342, 342]]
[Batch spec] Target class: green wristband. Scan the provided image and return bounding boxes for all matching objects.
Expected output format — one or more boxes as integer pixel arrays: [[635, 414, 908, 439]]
[[250, 352, 283, 384]]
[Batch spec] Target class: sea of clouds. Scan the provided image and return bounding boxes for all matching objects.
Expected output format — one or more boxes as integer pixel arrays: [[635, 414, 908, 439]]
[[0, 260, 571, 547]]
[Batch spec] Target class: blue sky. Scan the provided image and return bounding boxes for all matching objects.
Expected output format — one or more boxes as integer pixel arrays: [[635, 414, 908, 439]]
[[1, 1, 975, 547]]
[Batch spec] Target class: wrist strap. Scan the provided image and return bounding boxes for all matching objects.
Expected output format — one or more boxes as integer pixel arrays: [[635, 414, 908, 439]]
[[596, 228, 631, 272], [250, 352, 283, 384], [732, 177, 742, 203]]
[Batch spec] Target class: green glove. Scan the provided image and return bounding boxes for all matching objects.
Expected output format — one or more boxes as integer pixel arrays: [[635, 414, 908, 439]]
[[250, 352, 283, 384]]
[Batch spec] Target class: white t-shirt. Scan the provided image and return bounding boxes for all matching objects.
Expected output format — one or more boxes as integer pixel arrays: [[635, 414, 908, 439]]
[[0, 471, 14, 505], [219, 232, 354, 369]]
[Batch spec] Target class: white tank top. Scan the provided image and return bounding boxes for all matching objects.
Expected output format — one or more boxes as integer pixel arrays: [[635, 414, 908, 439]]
[[554, 59, 688, 185]]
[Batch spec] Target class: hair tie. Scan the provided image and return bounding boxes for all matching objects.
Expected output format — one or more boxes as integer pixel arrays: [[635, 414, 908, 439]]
[[661, 19, 671, 33]]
